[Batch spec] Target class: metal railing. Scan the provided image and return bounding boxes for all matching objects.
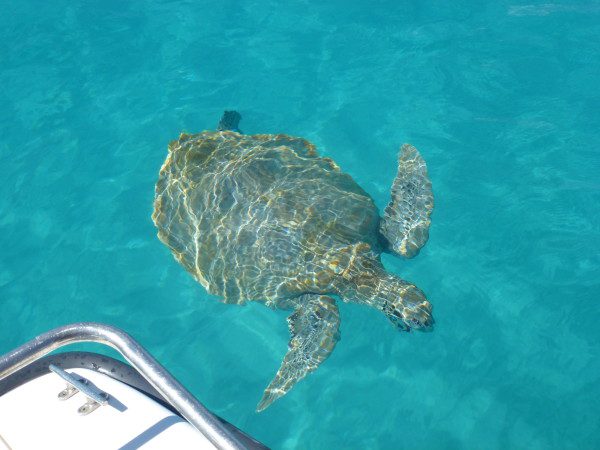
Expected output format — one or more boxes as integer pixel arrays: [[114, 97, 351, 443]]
[[0, 322, 247, 450]]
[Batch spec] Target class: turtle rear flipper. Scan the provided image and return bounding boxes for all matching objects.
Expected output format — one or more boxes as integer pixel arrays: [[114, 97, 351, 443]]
[[217, 110, 242, 133], [379, 144, 433, 258], [256, 294, 340, 412]]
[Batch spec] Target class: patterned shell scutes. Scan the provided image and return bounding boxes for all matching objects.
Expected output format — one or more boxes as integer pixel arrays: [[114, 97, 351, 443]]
[[152, 131, 380, 304]]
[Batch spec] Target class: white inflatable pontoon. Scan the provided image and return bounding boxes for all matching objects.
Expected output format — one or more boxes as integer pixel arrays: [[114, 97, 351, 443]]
[[0, 322, 267, 450]]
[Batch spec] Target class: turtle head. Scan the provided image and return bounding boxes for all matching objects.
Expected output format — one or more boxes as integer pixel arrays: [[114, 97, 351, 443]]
[[384, 283, 434, 332], [334, 250, 434, 332]]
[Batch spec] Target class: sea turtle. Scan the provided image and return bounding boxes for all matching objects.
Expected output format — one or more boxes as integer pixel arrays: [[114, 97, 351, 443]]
[[152, 112, 435, 411]]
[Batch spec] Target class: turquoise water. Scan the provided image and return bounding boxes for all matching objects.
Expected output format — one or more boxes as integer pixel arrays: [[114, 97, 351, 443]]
[[1, 1, 599, 448]]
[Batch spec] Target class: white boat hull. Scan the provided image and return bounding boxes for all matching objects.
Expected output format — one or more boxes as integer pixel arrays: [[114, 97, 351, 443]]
[[0, 367, 215, 449]]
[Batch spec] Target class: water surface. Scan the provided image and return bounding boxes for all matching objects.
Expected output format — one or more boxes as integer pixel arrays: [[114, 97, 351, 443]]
[[1, 1, 599, 448]]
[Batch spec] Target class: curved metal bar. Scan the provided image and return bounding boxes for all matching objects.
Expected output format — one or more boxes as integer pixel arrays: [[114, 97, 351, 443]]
[[0, 322, 246, 450]]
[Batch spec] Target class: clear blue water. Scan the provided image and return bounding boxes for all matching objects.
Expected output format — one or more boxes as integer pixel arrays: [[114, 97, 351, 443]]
[[1, 1, 599, 448]]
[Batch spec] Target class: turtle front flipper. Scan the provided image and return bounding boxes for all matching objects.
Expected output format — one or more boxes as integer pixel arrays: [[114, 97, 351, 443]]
[[256, 294, 340, 412], [379, 144, 434, 258]]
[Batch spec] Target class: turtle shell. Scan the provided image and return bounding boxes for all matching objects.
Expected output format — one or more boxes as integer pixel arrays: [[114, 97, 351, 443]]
[[152, 131, 380, 304]]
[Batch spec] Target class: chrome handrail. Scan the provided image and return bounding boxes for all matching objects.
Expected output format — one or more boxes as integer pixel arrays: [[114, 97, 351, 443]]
[[0, 322, 246, 450]]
